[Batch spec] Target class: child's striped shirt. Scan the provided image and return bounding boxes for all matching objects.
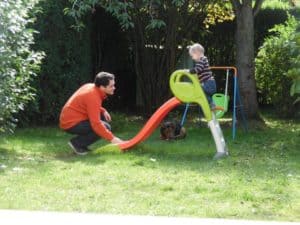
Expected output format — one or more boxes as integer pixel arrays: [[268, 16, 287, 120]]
[[189, 56, 213, 82]]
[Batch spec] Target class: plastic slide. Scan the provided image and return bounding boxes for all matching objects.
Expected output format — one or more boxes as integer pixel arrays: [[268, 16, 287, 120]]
[[98, 70, 228, 159], [118, 97, 181, 151]]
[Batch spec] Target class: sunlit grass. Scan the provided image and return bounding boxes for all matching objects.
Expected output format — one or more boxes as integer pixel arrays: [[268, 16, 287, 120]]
[[0, 114, 299, 221]]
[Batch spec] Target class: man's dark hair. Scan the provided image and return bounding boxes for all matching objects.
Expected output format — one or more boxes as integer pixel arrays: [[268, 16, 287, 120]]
[[94, 72, 115, 87]]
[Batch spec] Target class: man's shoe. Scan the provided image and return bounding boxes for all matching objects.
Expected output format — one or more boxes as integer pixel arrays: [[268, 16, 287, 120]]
[[68, 141, 88, 156]]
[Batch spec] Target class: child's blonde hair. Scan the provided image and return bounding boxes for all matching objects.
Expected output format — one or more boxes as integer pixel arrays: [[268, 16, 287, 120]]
[[189, 43, 205, 55]]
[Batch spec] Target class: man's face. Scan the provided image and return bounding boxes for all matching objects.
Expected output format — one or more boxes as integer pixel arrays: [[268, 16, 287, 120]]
[[100, 79, 116, 96]]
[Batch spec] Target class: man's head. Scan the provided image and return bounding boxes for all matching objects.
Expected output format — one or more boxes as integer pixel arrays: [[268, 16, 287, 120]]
[[188, 43, 205, 61], [94, 72, 116, 95]]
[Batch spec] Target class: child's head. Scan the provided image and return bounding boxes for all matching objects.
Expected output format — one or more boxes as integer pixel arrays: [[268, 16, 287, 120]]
[[189, 43, 205, 61]]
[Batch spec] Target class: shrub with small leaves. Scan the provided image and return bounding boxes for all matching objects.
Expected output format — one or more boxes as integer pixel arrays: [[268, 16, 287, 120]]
[[255, 15, 299, 117], [0, 0, 44, 132], [287, 24, 300, 104]]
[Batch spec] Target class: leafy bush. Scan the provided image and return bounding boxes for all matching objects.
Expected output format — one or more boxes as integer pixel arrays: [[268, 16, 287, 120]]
[[0, 0, 44, 132], [262, 0, 290, 9], [287, 24, 300, 104], [256, 15, 299, 117]]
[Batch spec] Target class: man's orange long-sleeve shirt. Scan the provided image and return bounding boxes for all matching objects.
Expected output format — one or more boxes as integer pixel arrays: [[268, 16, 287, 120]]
[[59, 83, 114, 141]]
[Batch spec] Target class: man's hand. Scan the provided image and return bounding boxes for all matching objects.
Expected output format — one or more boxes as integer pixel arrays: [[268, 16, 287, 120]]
[[111, 137, 124, 144], [103, 111, 112, 122]]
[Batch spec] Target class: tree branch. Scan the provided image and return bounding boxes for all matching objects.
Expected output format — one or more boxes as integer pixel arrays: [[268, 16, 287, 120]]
[[253, 0, 264, 17]]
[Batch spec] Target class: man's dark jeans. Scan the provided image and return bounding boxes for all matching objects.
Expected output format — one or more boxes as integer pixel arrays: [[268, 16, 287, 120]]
[[66, 120, 111, 149]]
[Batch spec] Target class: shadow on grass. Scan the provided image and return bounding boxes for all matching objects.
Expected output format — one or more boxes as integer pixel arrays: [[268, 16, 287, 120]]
[[55, 118, 298, 163], [1, 119, 299, 176], [0, 146, 50, 175], [52, 134, 216, 168]]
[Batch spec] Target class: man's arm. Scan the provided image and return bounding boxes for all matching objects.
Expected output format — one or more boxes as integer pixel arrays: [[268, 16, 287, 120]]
[[86, 95, 114, 141], [103, 110, 112, 122], [100, 107, 106, 113]]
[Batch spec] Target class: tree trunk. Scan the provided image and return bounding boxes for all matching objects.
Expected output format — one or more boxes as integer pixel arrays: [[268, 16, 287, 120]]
[[235, 4, 259, 118]]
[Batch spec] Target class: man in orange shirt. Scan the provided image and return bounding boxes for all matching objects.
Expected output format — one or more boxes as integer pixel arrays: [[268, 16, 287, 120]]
[[59, 72, 124, 155]]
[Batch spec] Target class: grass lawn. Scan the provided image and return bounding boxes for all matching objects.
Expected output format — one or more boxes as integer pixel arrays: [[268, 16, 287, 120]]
[[0, 113, 299, 221]]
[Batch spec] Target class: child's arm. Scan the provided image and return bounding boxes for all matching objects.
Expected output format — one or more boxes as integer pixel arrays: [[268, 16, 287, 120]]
[[189, 61, 205, 74]]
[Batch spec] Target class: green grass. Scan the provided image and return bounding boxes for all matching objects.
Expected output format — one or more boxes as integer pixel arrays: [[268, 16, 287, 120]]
[[0, 114, 299, 221]]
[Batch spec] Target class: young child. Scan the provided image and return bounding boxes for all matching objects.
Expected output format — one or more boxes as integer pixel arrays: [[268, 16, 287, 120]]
[[188, 43, 216, 107]]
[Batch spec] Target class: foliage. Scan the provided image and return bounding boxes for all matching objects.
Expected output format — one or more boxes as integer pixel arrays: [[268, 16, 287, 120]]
[[193, 8, 289, 69], [287, 24, 300, 104], [17, 0, 93, 125], [256, 16, 299, 117], [0, 0, 44, 132], [262, 0, 291, 9], [65, 0, 234, 114], [66, 0, 234, 31], [0, 115, 299, 220], [254, 8, 289, 50], [12, 2, 294, 125]]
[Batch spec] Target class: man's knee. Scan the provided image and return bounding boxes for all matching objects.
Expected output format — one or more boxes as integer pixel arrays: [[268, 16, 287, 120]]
[[102, 121, 111, 131]]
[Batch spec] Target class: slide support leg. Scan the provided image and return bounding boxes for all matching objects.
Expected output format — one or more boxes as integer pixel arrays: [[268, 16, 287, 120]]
[[180, 103, 190, 127], [208, 115, 229, 159]]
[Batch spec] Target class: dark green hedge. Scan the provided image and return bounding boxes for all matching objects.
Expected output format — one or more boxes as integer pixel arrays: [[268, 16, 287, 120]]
[[18, 0, 93, 125]]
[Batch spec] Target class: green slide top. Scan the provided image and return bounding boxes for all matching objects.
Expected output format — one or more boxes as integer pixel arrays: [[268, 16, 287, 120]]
[[169, 70, 213, 121]]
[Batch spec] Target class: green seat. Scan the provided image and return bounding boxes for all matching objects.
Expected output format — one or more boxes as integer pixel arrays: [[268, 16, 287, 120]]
[[213, 93, 230, 119]]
